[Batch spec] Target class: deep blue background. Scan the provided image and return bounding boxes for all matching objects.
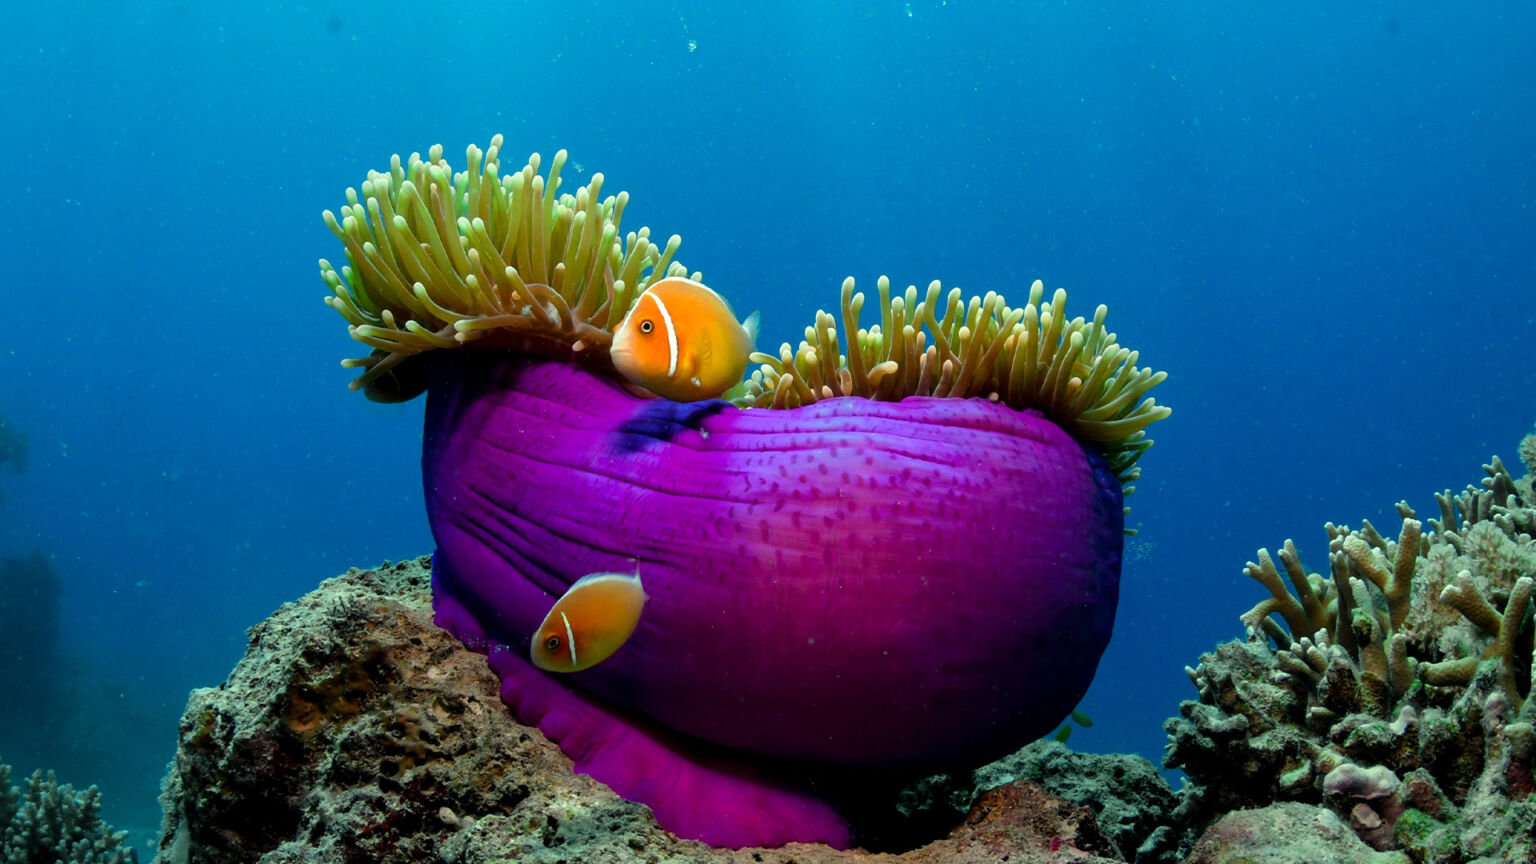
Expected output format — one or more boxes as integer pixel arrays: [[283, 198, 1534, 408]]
[[2, 0, 1533, 846]]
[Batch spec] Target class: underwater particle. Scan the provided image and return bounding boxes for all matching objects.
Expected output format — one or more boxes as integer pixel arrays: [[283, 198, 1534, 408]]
[[1125, 536, 1158, 562]]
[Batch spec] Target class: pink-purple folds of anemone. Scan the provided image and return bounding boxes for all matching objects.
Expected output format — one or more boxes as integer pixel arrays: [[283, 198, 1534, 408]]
[[423, 354, 1125, 849]]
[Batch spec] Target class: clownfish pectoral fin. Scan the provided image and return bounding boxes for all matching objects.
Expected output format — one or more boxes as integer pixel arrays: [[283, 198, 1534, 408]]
[[741, 310, 760, 347], [690, 376, 703, 388], [619, 379, 660, 399]]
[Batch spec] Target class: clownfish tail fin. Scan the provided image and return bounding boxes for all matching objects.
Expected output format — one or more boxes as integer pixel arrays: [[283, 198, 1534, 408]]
[[742, 310, 760, 348]]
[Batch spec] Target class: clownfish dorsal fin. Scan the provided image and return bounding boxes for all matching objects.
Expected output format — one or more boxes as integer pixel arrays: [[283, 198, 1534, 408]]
[[741, 310, 760, 348]]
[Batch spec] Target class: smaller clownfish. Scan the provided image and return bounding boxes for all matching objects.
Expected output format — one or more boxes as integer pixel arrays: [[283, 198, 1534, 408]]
[[610, 277, 759, 401], [530, 571, 648, 673]]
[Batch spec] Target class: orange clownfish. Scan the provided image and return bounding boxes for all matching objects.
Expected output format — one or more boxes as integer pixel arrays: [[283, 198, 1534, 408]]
[[610, 277, 759, 401], [530, 571, 648, 673]]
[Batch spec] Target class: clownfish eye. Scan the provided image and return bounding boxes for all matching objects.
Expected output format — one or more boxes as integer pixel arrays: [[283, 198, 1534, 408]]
[[639, 319, 654, 334], [544, 635, 560, 652]]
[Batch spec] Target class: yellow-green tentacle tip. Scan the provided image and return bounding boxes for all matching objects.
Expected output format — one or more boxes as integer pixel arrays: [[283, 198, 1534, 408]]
[[320, 136, 687, 397], [731, 277, 1170, 485]]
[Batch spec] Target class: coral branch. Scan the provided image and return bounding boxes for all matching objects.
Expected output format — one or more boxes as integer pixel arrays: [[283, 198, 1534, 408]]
[[1241, 548, 1317, 638], [1495, 576, 1532, 709], [1438, 570, 1502, 636]]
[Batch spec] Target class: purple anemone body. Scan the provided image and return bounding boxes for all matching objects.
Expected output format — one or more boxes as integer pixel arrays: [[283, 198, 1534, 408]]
[[423, 354, 1124, 847]]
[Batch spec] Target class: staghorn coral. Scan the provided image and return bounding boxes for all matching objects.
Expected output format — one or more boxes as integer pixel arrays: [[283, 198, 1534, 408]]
[[321, 138, 1168, 480], [1166, 431, 1536, 863], [0, 761, 136, 864]]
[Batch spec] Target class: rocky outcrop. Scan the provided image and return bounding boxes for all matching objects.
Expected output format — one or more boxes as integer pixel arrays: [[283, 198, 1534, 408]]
[[153, 557, 1137, 864]]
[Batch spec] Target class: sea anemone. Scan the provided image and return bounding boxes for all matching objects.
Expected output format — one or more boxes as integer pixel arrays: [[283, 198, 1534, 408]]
[[321, 137, 1166, 476], [322, 139, 1169, 848]]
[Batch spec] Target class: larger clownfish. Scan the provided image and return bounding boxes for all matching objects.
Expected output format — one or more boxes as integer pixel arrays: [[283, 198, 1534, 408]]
[[530, 571, 648, 673], [610, 277, 759, 401]]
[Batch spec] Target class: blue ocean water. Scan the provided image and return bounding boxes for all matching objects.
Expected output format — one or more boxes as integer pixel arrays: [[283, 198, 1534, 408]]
[[1, 0, 1532, 847]]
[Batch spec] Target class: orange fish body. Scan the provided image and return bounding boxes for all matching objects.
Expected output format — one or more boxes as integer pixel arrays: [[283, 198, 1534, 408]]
[[531, 571, 648, 673], [610, 277, 758, 401]]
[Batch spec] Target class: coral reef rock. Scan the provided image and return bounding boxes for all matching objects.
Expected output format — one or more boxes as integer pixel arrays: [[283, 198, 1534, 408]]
[[1166, 426, 1536, 864], [154, 557, 1139, 864], [897, 740, 1195, 863], [1183, 802, 1412, 864]]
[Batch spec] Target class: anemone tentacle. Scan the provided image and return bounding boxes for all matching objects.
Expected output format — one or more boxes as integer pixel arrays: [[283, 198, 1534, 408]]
[[321, 136, 691, 393], [321, 139, 1170, 487], [733, 276, 1170, 488]]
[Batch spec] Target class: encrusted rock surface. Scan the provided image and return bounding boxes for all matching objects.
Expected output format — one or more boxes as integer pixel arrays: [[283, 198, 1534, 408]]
[[152, 557, 1133, 864], [1183, 802, 1412, 864], [897, 741, 1196, 863]]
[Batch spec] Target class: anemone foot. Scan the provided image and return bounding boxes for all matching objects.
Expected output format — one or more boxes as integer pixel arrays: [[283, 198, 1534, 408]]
[[483, 632, 851, 848], [432, 570, 849, 848]]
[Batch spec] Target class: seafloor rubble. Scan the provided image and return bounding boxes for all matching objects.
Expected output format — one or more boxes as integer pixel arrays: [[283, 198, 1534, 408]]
[[1167, 427, 1536, 863]]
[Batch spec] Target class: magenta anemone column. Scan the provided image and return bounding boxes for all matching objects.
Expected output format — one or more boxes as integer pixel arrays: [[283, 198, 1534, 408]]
[[423, 353, 1124, 848]]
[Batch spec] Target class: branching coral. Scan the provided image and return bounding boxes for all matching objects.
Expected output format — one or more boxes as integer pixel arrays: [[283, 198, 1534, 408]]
[[0, 761, 136, 864], [320, 138, 1170, 479], [1166, 434, 1536, 862]]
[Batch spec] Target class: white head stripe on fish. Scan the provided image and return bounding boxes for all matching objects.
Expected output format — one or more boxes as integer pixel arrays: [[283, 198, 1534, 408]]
[[648, 291, 679, 378], [560, 610, 578, 667]]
